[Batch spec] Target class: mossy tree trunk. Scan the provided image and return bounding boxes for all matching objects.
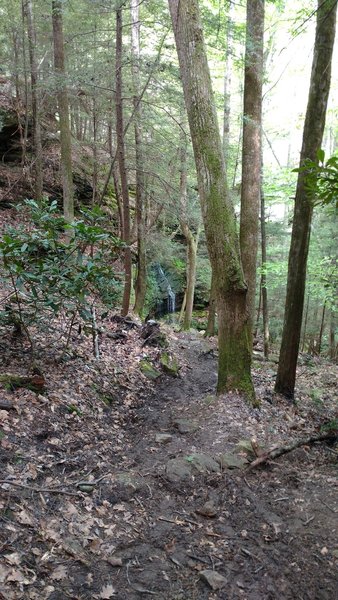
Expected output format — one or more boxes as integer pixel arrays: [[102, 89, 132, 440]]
[[116, 6, 132, 317], [275, 0, 337, 399], [205, 271, 216, 337], [52, 0, 74, 223], [168, 0, 256, 404], [239, 0, 264, 343]]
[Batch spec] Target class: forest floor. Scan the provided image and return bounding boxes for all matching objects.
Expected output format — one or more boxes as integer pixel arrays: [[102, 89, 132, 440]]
[[0, 316, 337, 600]]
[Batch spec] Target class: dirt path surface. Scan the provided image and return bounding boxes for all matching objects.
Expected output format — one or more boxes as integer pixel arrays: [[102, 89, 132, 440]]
[[0, 322, 337, 599]]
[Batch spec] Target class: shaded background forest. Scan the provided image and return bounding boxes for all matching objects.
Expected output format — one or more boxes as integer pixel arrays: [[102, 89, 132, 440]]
[[0, 0, 337, 360]]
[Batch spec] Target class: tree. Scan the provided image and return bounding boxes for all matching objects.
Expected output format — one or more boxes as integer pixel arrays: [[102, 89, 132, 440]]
[[52, 0, 74, 223], [179, 123, 200, 330], [131, 0, 147, 317], [168, 0, 256, 404], [23, 0, 43, 200], [239, 0, 264, 342], [115, 4, 132, 317], [275, 0, 337, 399]]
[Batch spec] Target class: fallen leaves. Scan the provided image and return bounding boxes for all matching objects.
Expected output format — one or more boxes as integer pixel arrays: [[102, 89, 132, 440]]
[[98, 583, 116, 598]]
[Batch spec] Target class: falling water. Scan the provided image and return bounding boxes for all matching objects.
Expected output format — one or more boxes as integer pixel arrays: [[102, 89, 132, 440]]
[[167, 289, 176, 314], [157, 265, 176, 315]]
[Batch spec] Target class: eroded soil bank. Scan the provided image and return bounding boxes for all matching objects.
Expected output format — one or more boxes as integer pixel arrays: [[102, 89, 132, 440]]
[[0, 322, 337, 599]]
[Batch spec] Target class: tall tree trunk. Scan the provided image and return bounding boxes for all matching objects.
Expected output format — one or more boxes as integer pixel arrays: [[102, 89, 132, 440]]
[[131, 0, 147, 317], [301, 293, 310, 352], [317, 301, 326, 355], [206, 0, 234, 338], [23, 0, 43, 200], [179, 125, 199, 330], [222, 0, 234, 169], [254, 279, 262, 338], [260, 174, 269, 358], [21, 1, 29, 168], [92, 22, 98, 205], [168, 0, 256, 404], [239, 0, 264, 341], [52, 0, 74, 223], [329, 310, 336, 361], [115, 6, 132, 317], [275, 0, 337, 399]]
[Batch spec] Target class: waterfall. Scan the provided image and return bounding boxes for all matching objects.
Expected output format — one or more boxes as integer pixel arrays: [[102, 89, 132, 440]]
[[168, 289, 176, 314], [156, 265, 176, 315]]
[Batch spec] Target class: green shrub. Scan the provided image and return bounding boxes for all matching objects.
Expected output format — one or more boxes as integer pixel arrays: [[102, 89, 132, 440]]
[[0, 199, 121, 355]]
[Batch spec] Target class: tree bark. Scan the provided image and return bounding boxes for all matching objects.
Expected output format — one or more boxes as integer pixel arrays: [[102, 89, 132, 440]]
[[301, 293, 310, 352], [275, 0, 337, 399], [23, 0, 43, 200], [222, 0, 234, 170], [131, 0, 147, 317], [317, 301, 326, 355], [239, 0, 264, 339], [260, 176, 270, 359], [52, 0, 74, 223], [115, 6, 132, 317], [168, 0, 256, 404], [205, 270, 216, 337], [329, 310, 337, 361], [179, 124, 199, 330]]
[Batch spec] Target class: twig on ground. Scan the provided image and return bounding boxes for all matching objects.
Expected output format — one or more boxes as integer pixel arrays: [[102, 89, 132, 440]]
[[302, 515, 315, 526], [0, 480, 79, 496]]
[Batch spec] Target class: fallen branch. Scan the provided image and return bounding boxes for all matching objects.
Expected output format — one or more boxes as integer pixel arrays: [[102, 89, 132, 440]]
[[0, 480, 79, 496], [247, 430, 337, 471]]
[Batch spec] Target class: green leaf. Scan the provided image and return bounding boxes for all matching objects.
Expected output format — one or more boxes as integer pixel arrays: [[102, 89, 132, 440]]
[[317, 149, 325, 164]]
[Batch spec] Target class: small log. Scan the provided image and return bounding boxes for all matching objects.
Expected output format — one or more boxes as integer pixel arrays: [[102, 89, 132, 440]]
[[0, 373, 45, 393], [247, 430, 338, 471]]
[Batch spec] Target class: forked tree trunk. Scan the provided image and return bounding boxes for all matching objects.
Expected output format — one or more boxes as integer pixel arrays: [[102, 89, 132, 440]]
[[239, 0, 264, 340], [24, 0, 43, 200], [168, 0, 256, 404], [52, 0, 74, 223], [115, 6, 132, 316], [131, 0, 147, 317], [275, 0, 337, 398]]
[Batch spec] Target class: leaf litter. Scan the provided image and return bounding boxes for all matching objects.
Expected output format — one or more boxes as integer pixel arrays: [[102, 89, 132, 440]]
[[0, 318, 337, 599]]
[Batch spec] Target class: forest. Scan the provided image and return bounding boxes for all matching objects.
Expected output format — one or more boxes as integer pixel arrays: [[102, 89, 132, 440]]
[[0, 0, 337, 599]]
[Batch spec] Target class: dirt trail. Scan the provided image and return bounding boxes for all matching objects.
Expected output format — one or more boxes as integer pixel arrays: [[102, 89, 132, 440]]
[[0, 325, 337, 599]]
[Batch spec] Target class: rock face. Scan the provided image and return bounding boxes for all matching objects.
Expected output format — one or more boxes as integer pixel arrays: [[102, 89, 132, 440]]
[[0, 83, 94, 205], [0, 106, 24, 164]]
